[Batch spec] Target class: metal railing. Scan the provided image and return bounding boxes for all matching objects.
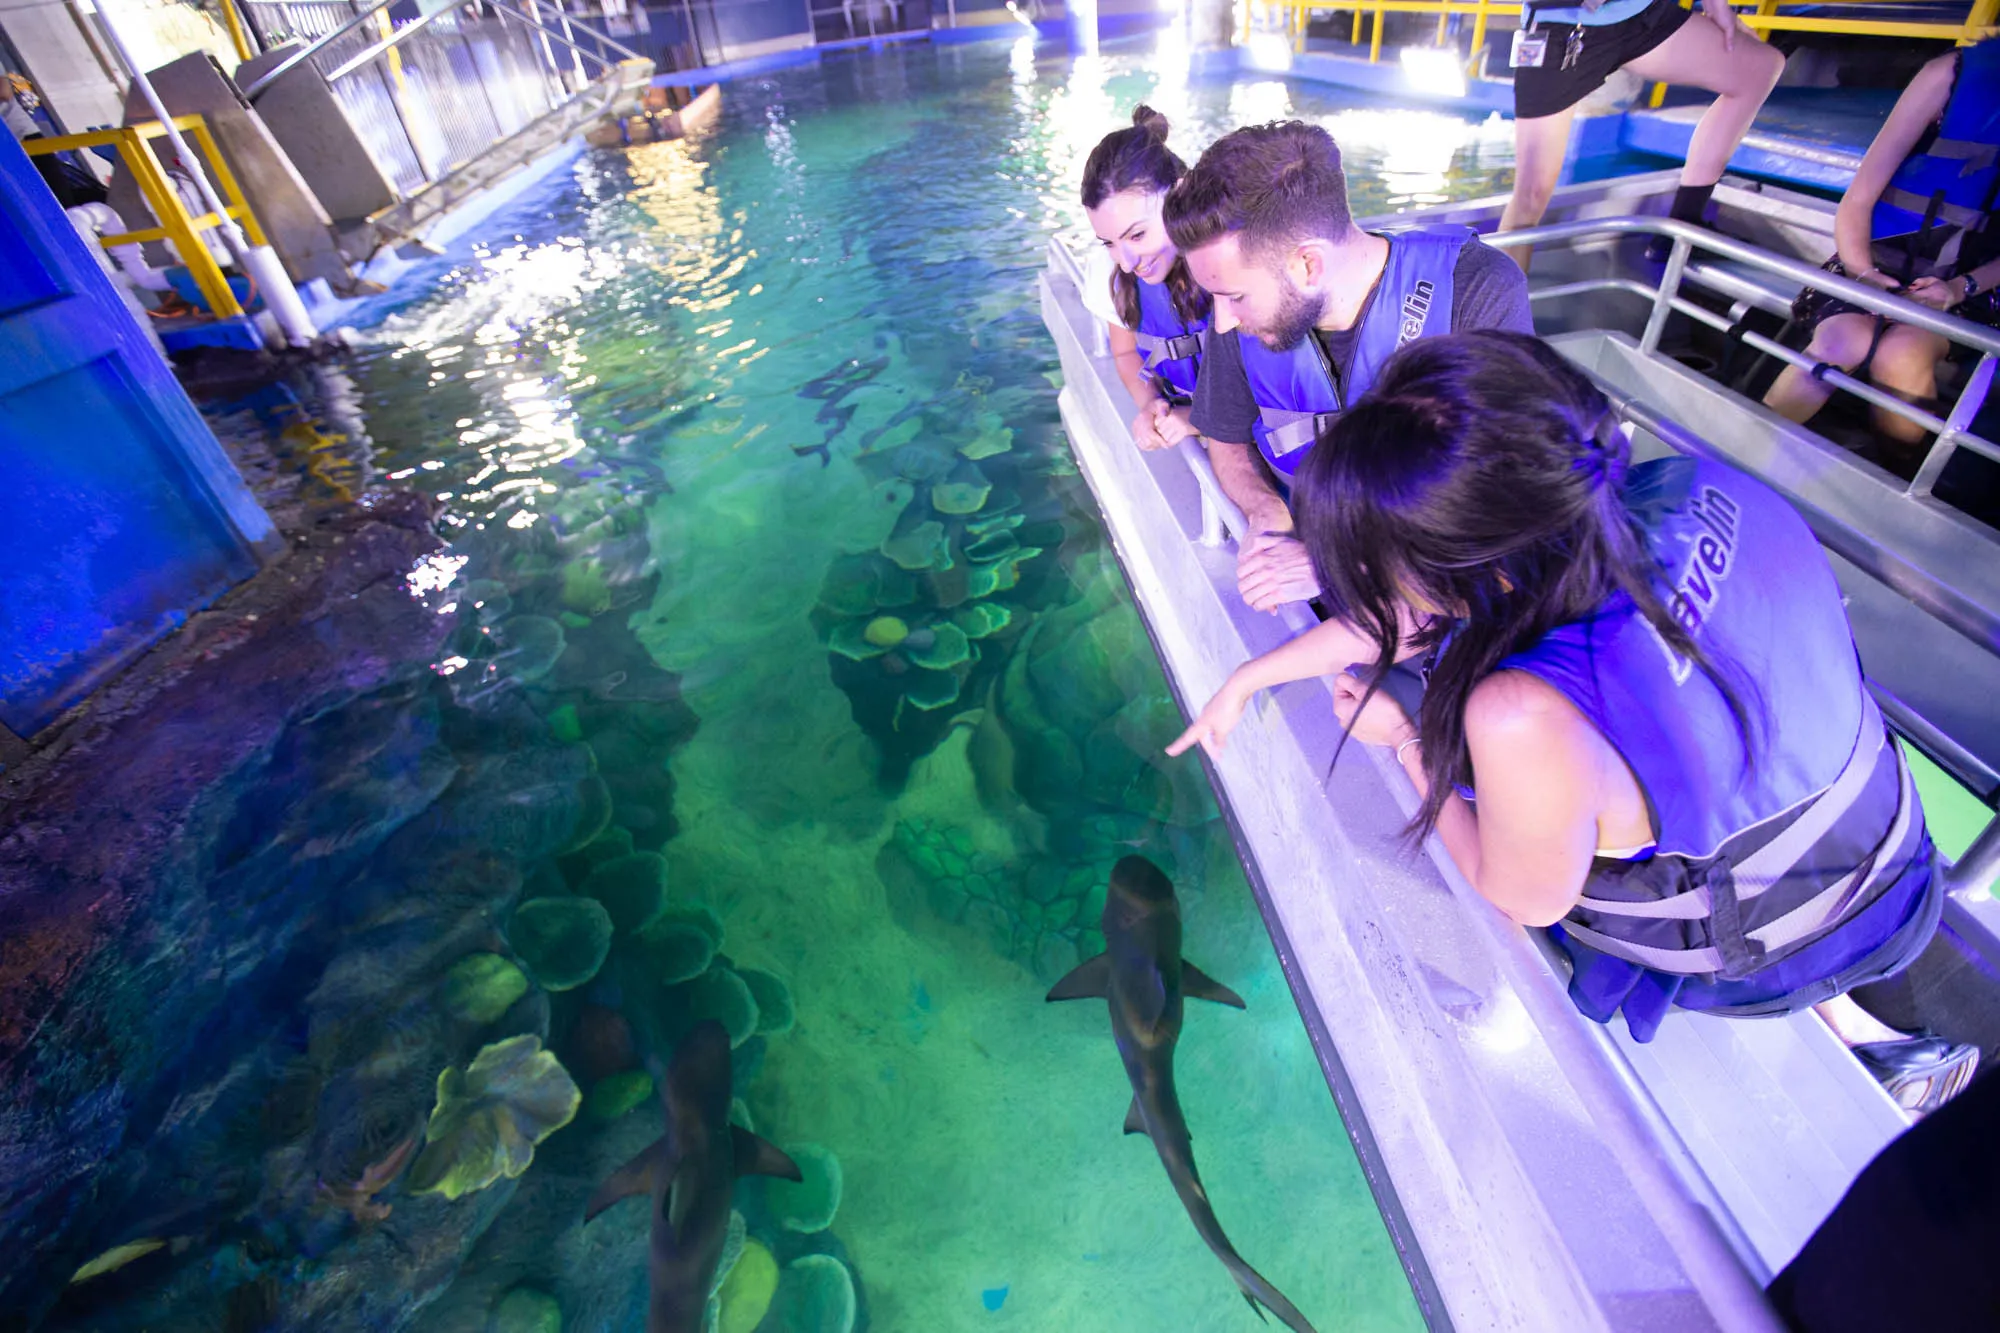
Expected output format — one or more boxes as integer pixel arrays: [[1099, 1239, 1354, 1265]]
[[1051, 215, 2000, 902], [238, 0, 644, 199], [1257, 0, 1997, 77], [23, 114, 267, 319]]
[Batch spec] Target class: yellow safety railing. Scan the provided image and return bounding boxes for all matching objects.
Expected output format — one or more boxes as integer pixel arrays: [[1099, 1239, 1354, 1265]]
[[22, 113, 266, 321], [1268, 0, 1996, 81]]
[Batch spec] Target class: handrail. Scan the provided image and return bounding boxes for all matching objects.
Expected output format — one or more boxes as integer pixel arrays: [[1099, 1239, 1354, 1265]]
[[485, 0, 647, 66], [240, 0, 399, 100], [323, 5, 454, 83], [1494, 215, 2000, 497]]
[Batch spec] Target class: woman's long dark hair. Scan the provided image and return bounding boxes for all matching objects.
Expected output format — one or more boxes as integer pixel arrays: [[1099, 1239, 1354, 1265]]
[[1292, 332, 1761, 840], [1081, 106, 1210, 330]]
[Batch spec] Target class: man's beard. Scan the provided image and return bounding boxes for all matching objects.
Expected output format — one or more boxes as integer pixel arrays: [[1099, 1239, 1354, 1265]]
[[1257, 275, 1324, 352]]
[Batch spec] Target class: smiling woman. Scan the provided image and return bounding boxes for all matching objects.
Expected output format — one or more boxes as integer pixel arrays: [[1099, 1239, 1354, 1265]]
[[1079, 105, 1212, 455]]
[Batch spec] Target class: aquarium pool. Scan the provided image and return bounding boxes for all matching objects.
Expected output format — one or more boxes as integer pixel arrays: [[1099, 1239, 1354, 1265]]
[[54, 37, 1526, 1333]]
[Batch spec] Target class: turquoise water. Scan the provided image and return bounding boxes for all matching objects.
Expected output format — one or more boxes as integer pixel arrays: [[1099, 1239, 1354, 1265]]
[[60, 39, 1524, 1333]]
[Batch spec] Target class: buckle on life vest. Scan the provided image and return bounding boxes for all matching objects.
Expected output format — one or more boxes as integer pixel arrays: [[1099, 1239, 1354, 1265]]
[[1160, 333, 1201, 360]]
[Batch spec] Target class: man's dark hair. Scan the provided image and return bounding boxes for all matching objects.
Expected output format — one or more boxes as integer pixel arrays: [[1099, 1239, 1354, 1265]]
[[1162, 121, 1356, 259]]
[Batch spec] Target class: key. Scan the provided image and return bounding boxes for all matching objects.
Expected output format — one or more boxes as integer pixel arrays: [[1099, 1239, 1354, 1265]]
[[1562, 25, 1584, 70]]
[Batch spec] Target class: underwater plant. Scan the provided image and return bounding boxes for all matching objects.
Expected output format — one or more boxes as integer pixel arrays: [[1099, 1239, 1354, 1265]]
[[439, 953, 531, 1025], [767, 1142, 842, 1233], [507, 897, 614, 991], [409, 1035, 581, 1200], [769, 1254, 856, 1333]]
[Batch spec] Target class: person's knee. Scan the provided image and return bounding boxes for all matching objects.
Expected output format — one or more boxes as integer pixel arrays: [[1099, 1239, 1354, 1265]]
[[1509, 160, 1561, 217], [1719, 39, 1784, 98], [1806, 317, 1873, 371], [1871, 328, 1944, 398]]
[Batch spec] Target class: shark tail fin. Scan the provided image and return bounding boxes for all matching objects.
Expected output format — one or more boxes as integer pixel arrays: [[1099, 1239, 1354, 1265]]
[[732, 1125, 803, 1182], [1182, 961, 1248, 1009], [1045, 953, 1111, 1002], [585, 1137, 668, 1223], [1231, 1262, 1319, 1333], [1123, 1097, 1147, 1138]]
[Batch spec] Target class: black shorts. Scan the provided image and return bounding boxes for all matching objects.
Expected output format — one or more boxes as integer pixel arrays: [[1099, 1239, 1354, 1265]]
[[1512, 0, 1691, 120]]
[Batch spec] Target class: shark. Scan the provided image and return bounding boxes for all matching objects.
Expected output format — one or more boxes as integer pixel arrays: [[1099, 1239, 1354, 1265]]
[[585, 1021, 802, 1332], [1047, 855, 1319, 1333]]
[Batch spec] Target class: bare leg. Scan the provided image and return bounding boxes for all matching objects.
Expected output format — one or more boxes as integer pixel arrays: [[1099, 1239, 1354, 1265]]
[[1624, 14, 1785, 189], [1498, 106, 1577, 274], [1815, 993, 1909, 1046], [1764, 311, 1877, 423], [1867, 321, 1951, 446]]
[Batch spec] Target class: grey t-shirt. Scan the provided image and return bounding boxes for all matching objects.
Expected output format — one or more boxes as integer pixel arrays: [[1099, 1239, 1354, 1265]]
[[1190, 235, 1534, 446]]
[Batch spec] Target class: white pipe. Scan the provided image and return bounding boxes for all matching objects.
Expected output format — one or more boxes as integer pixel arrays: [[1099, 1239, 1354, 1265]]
[[88, 0, 319, 345]]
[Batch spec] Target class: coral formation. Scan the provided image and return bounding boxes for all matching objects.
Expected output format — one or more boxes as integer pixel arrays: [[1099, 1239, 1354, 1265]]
[[769, 1254, 856, 1333], [862, 616, 909, 648], [737, 969, 795, 1036], [409, 1035, 581, 1200], [490, 1285, 562, 1333], [584, 1070, 654, 1123], [716, 1239, 777, 1333], [767, 1143, 842, 1233], [674, 966, 759, 1048], [508, 898, 614, 991], [440, 953, 531, 1025], [579, 852, 671, 934]]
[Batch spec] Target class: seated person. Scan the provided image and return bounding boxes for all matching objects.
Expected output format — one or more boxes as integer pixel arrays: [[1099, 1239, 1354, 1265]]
[[1170, 331, 1975, 1113], [1765, 38, 2000, 448], [1080, 106, 1211, 454], [1161, 121, 1531, 614], [1496, 0, 1782, 269]]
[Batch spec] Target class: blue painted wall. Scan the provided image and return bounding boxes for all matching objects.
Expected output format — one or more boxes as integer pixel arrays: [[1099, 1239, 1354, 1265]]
[[0, 132, 276, 737]]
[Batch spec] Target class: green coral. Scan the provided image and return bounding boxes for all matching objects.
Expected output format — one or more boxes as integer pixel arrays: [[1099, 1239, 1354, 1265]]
[[717, 1239, 777, 1333], [880, 521, 949, 572], [562, 557, 613, 615], [738, 969, 795, 1036], [585, 1070, 655, 1123], [930, 468, 991, 516], [546, 703, 583, 744], [440, 953, 530, 1025], [489, 1286, 561, 1333], [827, 621, 890, 662], [410, 1035, 581, 1200], [678, 966, 759, 1047], [863, 616, 909, 648], [769, 1255, 855, 1333], [906, 624, 971, 671], [767, 1143, 841, 1233], [507, 897, 613, 992], [561, 775, 613, 854], [580, 852, 670, 934], [903, 671, 960, 712], [648, 903, 725, 948], [639, 921, 716, 985], [953, 602, 1013, 639], [958, 426, 1013, 460], [963, 529, 1020, 563], [493, 616, 566, 682], [578, 826, 636, 867]]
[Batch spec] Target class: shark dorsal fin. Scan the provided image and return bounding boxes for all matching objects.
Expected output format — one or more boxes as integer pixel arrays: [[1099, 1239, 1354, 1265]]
[[1045, 953, 1111, 1002], [1181, 961, 1247, 1009], [584, 1137, 669, 1223], [731, 1125, 802, 1182], [1123, 1097, 1147, 1138]]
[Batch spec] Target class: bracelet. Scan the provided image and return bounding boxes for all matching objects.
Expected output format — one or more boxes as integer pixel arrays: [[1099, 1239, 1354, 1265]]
[[1394, 735, 1422, 765]]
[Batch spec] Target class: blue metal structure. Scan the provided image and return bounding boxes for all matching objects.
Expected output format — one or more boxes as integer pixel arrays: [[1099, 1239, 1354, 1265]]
[[0, 131, 278, 739]]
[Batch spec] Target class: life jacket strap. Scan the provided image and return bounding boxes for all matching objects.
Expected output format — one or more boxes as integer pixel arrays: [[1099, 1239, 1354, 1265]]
[[1133, 329, 1203, 362], [1926, 137, 1998, 175], [1573, 884, 1711, 920], [1744, 742, 1921, 957], [1559, 921, 1723, 976], [1259, 408, 1340, 458], [1880, 186, 1990, 234], [1734, 695, 1886, 900]]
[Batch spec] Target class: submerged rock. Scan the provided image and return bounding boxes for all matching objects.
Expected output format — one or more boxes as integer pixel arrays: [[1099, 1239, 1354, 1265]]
[[490, 1285, 562, 1333]]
